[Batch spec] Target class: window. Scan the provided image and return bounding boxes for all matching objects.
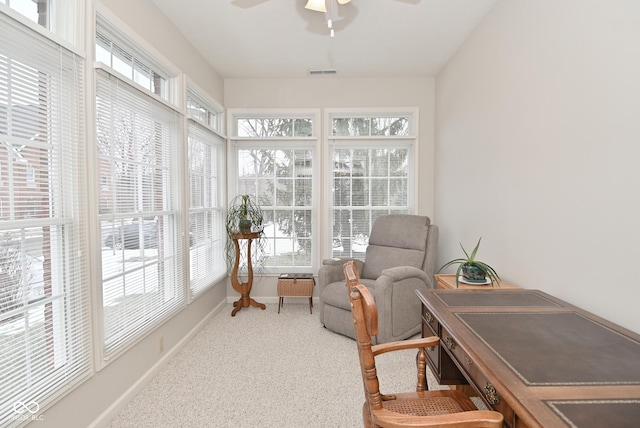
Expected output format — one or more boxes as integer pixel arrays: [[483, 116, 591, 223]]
[[1, 0, 80, 45], [95, 21, 169, 100], [328, 112, 415, 259], [237, 147, 314, 268], [236, 117, 313, 138], [0, 10, 90, 427], [332, 115, 411, 137], [187, 89, 225, 297], [2, 0, 50, 29], [95, 16, 185, 360], [187, 92, 222, 133], [230, 110, 417, 268], [231, 113, 318, 271]]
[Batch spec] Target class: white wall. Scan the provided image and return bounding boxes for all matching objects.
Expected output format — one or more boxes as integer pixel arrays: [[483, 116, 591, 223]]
[[224, 77, 436, 298], [38, 1, 228, 427], [435, 0, 640, 333]]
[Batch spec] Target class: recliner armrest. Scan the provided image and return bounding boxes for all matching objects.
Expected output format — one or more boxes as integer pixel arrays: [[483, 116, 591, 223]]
[[322, 257, 349, 266], [318, 258, 364, 288]]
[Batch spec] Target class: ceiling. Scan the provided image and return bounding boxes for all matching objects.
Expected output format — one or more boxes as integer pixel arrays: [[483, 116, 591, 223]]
[[151, 0, 497, 79]]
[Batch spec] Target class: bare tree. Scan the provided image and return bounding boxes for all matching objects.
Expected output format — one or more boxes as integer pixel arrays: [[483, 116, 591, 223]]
[[0, 233, 33, 317]]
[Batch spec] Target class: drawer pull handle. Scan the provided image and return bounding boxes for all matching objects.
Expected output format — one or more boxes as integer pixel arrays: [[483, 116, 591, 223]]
[[444, 336, 456, 350], [424, 310, 434, 323], [485, 383, 500, 405]]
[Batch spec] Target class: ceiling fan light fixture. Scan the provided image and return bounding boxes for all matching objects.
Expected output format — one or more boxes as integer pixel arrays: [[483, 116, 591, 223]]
[[306, 0, 353, 37], [305, 0, 327, 13]]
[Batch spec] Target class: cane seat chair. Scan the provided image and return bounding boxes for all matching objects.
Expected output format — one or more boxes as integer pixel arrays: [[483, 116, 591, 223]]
[[344, 261, 504, 428]]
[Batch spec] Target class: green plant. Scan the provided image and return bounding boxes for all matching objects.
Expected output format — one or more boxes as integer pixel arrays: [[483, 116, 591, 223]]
[[437, 237, 500, 287], [224, 195, 267, 273]]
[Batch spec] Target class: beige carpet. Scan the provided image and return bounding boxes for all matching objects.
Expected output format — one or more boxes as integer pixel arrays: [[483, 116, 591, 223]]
[[105, 301, 445, 428]]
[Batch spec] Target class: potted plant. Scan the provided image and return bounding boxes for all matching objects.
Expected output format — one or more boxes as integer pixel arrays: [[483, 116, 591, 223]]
[[437, 237, 500, 287], [226, 194, 263, 233], [224, 194, 267, 273]]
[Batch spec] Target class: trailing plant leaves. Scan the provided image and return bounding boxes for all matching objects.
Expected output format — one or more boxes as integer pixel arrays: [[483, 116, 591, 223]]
[[224, 194, 268, 274]]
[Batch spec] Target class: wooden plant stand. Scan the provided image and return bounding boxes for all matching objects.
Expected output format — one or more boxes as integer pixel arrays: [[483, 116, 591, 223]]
[[230, 230, 266, 316]]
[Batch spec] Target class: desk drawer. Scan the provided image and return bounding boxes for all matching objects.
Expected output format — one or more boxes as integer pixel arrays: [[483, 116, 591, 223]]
[[421, 308, 468, 386], [441, 326, 516, 427], [421, 319, 440, 375], [422, 306, 439, 335]]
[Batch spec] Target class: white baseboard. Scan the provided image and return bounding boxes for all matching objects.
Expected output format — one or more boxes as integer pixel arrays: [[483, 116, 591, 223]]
[[88, 300, 226, 428]]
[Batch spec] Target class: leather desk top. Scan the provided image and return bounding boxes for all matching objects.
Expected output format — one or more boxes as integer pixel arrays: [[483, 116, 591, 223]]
[[417, 289, 640, 427], [458, 311, 640, 385]]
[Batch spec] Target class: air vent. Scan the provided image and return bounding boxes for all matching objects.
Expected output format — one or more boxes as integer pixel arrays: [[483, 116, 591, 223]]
[[308, 69, 338, 76]]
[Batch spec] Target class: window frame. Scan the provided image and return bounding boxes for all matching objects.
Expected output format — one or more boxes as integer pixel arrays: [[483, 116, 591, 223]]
[[228, 109, 320, 273], [186, 83, 226, 298], [323, 108, 419, 260], [0, 0, 83, 48], [93, 9, 187, 366], [0, 8, 90, 427]]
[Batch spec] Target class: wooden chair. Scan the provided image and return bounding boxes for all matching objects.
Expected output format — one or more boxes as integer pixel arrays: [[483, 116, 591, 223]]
[[344, 261, 504, 428]]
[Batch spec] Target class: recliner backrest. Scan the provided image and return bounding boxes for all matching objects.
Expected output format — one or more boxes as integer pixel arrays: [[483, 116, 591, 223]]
[[360, 215, 430, 280]]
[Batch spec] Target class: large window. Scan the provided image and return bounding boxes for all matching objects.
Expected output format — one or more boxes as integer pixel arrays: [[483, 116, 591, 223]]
[[231, 114, 317, 271], [95, 16, 185, 359], [231, 110, 417, 269], [187, 89, 225, 296], [237, 147, 314, 268], [328, 112, 415, 259], [0, 11, 90, 427]]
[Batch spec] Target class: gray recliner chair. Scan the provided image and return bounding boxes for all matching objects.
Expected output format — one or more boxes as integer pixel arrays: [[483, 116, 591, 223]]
[[317, 214, 438, 344]]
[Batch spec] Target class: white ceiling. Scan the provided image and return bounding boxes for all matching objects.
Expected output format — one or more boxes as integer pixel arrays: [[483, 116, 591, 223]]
[[151, 0, 497, 79]]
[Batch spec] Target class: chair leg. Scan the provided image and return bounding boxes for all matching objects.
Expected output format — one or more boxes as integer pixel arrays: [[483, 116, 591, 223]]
[[363, 403, 373, 428], [309, 297, 313, 314], [416, 348, 428, 391]]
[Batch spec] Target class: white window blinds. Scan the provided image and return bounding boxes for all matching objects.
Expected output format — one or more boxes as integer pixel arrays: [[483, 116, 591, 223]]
[[328, 112, 414, 259], [0, 12, 91, 427], [96, 67, 186, 358], [330, 146, 410, 261], [236, 147, 314, 269], [188, 120, 225, 296]]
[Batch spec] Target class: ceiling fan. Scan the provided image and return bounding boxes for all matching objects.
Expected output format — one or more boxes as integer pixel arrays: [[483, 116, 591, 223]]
[[231, 0, 420, 37], [304, 0, 351, 37]]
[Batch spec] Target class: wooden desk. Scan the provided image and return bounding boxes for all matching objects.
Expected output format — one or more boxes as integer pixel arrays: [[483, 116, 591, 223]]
[[416, 289, 640, 428], [435, 273, 521, 290]]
